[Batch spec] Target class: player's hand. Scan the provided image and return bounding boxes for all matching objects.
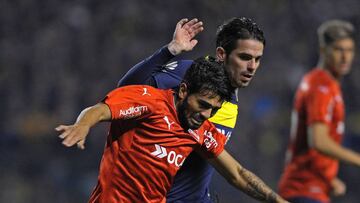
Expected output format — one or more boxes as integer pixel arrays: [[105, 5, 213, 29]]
[[331, 177, 346, 196], [55, 124, 90, 150], [168, 18, 204, 55]]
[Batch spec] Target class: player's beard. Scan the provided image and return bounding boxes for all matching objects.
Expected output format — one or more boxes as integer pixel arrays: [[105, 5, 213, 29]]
[[177, 97, 193, 130], [177, 97, 189, 130]]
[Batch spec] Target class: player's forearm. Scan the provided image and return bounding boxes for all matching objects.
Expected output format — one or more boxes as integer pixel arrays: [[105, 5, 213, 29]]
[[168, 41, 184, 55], [117, 46, 174, 87], [76, 103, 111, 128], [209, 151, 287, 202], [236, 167, 286, 203], [311, 123, 360, 167], [315, 138, 360, 167], [309, 123, 360, 167]]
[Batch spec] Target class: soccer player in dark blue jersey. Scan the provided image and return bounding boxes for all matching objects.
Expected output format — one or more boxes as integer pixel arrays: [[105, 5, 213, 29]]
[[118, 18, 268, 203]]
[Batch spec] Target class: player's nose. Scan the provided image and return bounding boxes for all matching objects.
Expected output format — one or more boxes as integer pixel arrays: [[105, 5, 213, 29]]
[[199, 109, 212, 119]]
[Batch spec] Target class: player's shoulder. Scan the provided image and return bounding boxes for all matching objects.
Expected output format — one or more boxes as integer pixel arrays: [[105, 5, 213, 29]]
[[161, 60, 193, 77], [153, 60, 193, 89], [200, 120, 218, 132], [306, 69, 333, 84], [161, 60, 193, 74], [199, 120, 227, 150], [116, 85, 171, 99], [302, 69, 338, 94]]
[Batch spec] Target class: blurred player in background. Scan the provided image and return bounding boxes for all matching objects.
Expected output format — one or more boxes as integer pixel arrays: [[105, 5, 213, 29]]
[[56, 57, 288, 203], [118, 17, 265, 203], [278, 19, 360, 203]]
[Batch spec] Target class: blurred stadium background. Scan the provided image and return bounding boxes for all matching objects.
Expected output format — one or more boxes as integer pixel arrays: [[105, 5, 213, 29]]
[[1, 0, 359, 202]]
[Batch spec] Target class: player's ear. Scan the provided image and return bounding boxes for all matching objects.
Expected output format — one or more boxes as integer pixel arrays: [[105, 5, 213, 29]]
[[216, 47, 226, 62], [178, 83, 188, 100]]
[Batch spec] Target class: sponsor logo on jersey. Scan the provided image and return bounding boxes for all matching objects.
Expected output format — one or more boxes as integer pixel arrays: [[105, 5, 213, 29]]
[[151, 144, 168, 158], [163, 116, 175, 130], [188, 129, 200, 142], [216, 128, 232, 144], [203, 130, 219, 149], [336, 121, 345, 134], [325, 99, 335, 122], [309, 186, 322, 194], [119, 105, 148, 119], [161, 61, 178, 72], [142, 87, 151, 96], [318, 85, 329, 94], [300, 81, 309, 92], [335, 94, 343, 103], [150, 144, 185, 167]]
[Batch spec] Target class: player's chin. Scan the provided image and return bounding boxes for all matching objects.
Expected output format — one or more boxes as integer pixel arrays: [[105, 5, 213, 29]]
[[340, 68, 351, 76], [188, 119, 202, 129], [235, 80, 251, 88]]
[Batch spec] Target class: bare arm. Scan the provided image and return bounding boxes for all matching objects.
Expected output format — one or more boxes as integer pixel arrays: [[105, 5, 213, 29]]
[[330, 177, 346, 196], [309, 122, 360, 167], [208, 150, 289, 203], [55, 103, 111, 149], [118, 18, 203, 87]]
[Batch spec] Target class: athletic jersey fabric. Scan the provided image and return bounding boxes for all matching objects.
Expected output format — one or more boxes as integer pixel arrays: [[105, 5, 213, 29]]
[[278, 68, 345, 203], [89, 85, 226, 203], [118, 47, 238, 202]]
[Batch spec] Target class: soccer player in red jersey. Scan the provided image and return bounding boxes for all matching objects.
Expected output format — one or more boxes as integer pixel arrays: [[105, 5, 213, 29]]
[[278, 20, 360, 203], [56, 57, 288, 203], [118, 17, 266, 203]]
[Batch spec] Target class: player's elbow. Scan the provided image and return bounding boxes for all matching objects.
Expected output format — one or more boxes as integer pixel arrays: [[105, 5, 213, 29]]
[[225, 167, 247, 189], [311, 138, 322, 150], [311, 138, 326, 152], [227, 176, 246, 189]]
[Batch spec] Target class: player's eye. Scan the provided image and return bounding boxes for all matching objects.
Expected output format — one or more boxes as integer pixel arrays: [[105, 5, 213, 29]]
[[198, 100, 212, 110], [238, 53, 253, 61]]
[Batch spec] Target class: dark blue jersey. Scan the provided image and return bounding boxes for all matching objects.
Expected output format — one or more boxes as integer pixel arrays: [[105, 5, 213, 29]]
[[118, 46, 238, 203]]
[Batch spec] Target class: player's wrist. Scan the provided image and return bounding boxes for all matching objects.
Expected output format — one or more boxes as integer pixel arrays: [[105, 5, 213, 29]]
[[74, 122, 91, 129], [167, 41, 182, 56]]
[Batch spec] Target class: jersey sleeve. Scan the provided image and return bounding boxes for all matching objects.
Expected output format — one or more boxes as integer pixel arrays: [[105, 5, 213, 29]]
[[197, 121, 226, 159], [306, 84, 334, 125], [117, 46, 175, 87], [103, 85, 154, 120], [152, 60, 193, 89]]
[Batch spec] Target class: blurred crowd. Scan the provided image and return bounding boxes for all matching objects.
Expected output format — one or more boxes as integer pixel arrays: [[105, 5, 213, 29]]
[[1, 0, 359, 202]]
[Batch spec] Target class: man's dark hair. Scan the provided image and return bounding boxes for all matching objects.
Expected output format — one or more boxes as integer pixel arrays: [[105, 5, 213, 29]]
[[182, 56, 234, 102], [216, 17, 265, 55], [317, 19, 355, 47]]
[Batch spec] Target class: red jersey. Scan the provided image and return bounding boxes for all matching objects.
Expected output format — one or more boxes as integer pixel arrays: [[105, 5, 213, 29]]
[[279, 68, 345, 202], [89, 85, 226, 203]]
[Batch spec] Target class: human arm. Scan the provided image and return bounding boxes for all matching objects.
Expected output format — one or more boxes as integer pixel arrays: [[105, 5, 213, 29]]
[[308, 122, 360, 167], [56, 103, 111, 149], [330, 177, 346, 196], [117, 18, 203, 87], [208, 150, 289, 203]]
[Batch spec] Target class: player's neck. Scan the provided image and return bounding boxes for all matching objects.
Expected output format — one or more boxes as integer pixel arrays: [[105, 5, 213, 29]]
[[318, 61, 342, 82], [319, 67, 342, 83], [173, 92, 179, 108]]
